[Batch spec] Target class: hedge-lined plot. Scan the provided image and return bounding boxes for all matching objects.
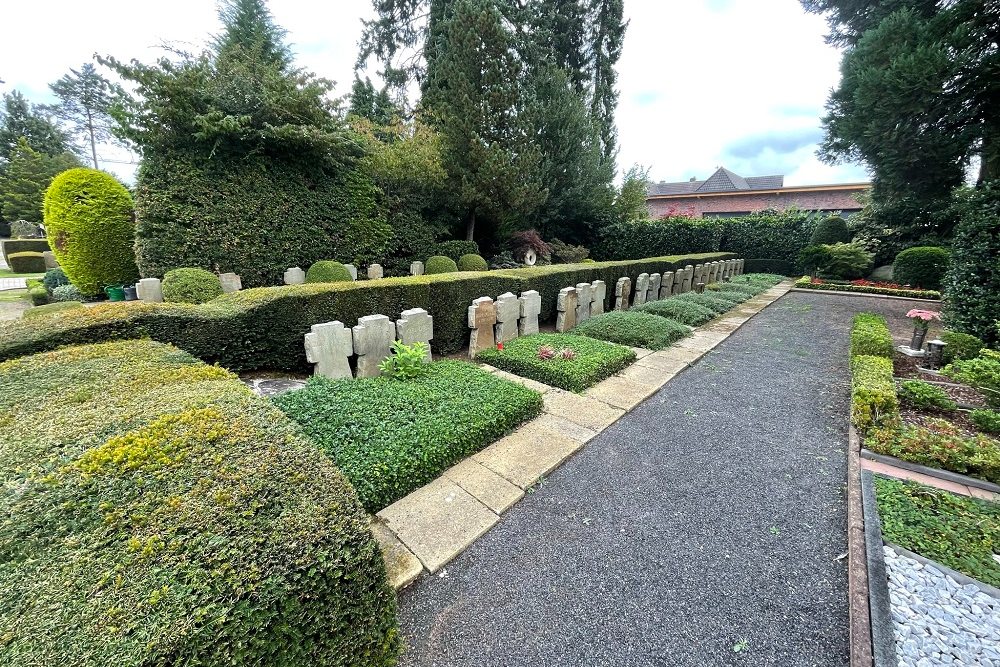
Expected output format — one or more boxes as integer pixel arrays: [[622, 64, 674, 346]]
[[274, 360, 543, 512], [572, 311, 690, 351], [851, 313, 894, 358], [866, 420, 1000, 485], [0, 340, 399, 667], [632, 298, 717, 326], [851, 354, 898, 431], [477, 333, 636, 392]]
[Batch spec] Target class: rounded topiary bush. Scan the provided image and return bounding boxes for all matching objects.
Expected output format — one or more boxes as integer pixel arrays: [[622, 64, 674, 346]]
[[306, 260, 352, 283], [162, 268, 223, 304], [425, 255, 458, 274], [456, 253, 488, 272], [51, 284, 84, 302], [43, 168, 138, 296], [893, 246, 950, 290], [810, 215, 851, 245], [43, 267, 70, 293]]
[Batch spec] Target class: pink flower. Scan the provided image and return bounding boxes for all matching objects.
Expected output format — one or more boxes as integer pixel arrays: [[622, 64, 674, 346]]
[[906, 309, 940, 322]]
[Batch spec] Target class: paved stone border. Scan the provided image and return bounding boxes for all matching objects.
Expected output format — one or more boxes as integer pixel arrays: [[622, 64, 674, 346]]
[[371, 281, 795, 588], [847, 426, 876, 667], [790, 287, 941, 303], [861, 455, 999, 501], [861, 449, 1000, 496]]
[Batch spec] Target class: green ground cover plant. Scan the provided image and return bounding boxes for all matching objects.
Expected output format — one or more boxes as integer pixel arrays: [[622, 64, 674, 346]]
[[22, 301, 84, 319], [875, 477, 1000, 587], [898, 380, 957, 412], [0, 340, 399, 666], [477, 333, 636, 391], [632, 298, 717, 326], [944, 350, 1000, 408], [851, 355, 899, 431], [867, 419, 999, 483], [672, 291, 743, 314], [274, 360, 542, 512], [161, 267, 224, 304], [971, 409, 1000, 435], [572, 310, 690, 350], [851, 313, 894, 358]]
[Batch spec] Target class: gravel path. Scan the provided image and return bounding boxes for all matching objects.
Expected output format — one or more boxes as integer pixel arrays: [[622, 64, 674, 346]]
[[884, 546, 1000, 666], [398, 291, 933, 666]]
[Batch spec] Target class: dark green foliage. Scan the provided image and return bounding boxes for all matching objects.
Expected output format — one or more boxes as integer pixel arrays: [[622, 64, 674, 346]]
[[672, 291, 743, 315], [0, 137, 80, 222], [26, 286, 48, 306], [614, 163, 651, 224], [874, 477, 1000, 587], [306, 261, 353, 283], [7, 251, 46, 273], [0, 340, 400, 666], [944, 350, 1000, 408], [868, 420, 999, 483], [971, 409, 1000, 435], [572, 311, 690, 350], [892, 246, 950, 290], [43, 168, 137, 296], [596, 216, 721, 259], [456, 253, 488, 271], [42, 267, 70, 292], [632, 299, 716, 326], [425, 255, 458, 274], [477, 333, 635, 391], [943, 185, 1000, 346], [274, 360, 542, 511], [800, 242, 873, 279], [22, 301, 84, 319], [940, 331, 984, 364], [549, 238, 590, 263], [798, 244, 832, 275], [810, 215, 851, 244], [851, 355, 898, 431], [44, 63, 122, 169], [0, 90, 73, 164], [744, 258, 796, 275], [851, 313, 893, 358], [434, 240, 479, 261], [161, 268, 223, 304], [898, 380, 956, 412]]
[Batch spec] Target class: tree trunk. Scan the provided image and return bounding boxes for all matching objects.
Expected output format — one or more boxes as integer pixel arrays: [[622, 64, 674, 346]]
[[465, 210, 476, 241], [979, 127, 1000, 185], [86, 108, 98, 169]]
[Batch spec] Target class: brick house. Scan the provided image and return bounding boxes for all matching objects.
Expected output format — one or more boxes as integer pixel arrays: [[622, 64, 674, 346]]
[[646, 167, 869, 218]]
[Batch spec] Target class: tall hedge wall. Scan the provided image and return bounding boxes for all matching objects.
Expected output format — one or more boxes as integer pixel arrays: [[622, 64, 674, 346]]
[[0, 252, 734, 370], [0, 340, 399, 666], [134, 151, 390, 288]]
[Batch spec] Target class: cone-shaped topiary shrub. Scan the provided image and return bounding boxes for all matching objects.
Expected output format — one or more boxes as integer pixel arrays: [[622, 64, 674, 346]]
[[43, 168, 138, 296], [306, 260, 353, 283], [162, 267, 223, 304], [457, 253, 488, 271], [810, 215, 851, 245], [425, 255, 458, 274], [892, 246, 950, 290]]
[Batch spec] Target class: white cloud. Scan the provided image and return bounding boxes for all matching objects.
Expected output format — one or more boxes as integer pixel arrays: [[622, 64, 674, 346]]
[[0, 0, 867, 186]]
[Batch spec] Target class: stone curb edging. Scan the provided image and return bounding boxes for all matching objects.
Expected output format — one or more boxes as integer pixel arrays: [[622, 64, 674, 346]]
[[859, 467, 901, 667], [860, 449, 1000, 495], [371, 281, 796, 589], [789, 287, 941, 303], [847, 425, 877, 667]]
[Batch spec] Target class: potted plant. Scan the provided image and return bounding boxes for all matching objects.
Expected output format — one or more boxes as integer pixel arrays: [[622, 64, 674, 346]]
[[905, 308, 940, 351]]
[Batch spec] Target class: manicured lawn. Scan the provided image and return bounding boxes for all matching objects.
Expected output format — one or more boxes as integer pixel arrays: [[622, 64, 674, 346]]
[[274, 360, 543, 512], [875, 477, 1000, 587], [477, 332, 636, 391], [572, 310, 690, 350], [0, 269, 44, 279], [0, 288, 28, 303]]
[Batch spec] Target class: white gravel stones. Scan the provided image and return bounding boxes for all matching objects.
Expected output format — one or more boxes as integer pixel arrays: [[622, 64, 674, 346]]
[[883, 545, 1000, 666]]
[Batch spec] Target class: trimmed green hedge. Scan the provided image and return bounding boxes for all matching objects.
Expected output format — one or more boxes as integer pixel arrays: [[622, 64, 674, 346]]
[[477, 333, 636, 391], [0, 252, 735, 370], [851, 313, 894, 358], [1, 238, 49, 263], [572, 311, 690, 350], [0, 340, 400, 666], [22, 301, 84, 319], [851, 355, 898, 431], [457, 253, 488, 271], [793, 276, 942, 300], [7, 251, 46, 273], [162, 268, 224, 304], [425, 255, 458, 274], [274, 360, 542, 511], [632, 299, 717, 326], [307, 260, 353, 283], [940, 331, 984, 364]]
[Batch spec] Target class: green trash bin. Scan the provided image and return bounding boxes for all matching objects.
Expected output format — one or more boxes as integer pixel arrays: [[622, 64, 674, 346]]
[[105, 285, 126, 301]]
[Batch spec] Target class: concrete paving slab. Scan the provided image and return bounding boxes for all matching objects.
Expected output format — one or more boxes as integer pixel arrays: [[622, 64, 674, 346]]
[[479, 365, 553, 394], [531, 413, 598, 445], [630, 346, 654, 359], [616, 362, 676, 388], [472, 420, 584, 489], [583, 374, 658, 411], [542, 389, 625, 431], [371, 520, 424, 589], [444, 458, 525, 514], [635, 352, 690, 374]]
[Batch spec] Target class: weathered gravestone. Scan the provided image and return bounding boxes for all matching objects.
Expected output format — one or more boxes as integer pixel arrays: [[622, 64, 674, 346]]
[[304, 321, 354, 379], [591, 280, 606, 316], [634, 273, 650, 306], [284, 267, 306, 285], [42, 251, 58, 269], [694, 264, 705, 288], [494, 292, 520, 343], [219, 273, 242, 293], [672, 270, 685, 294], [396, 307, 433, 361], [556, 287, 578, 333], [649, 273, 662, 303], [681, 266, 693, 293], [344, 264, 358, 281], [575, 282, 593, 323], [352, 314, 394, 378], [367, 264, 384, 280], [468, 297, 497, 358], [737, 259, 745, 275], [660, 272, 674, 299], [518, 290, 542, 336], [410, 261, 425, 276], [136, 277, 163, 303], [615, 277, 631, 310]]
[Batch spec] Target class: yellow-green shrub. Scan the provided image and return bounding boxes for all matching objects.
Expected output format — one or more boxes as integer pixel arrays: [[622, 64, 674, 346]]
[[851, 354, 899, 431]]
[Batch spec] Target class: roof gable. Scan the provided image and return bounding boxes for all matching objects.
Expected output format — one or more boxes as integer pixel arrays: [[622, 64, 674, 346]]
[[647, 167, 785, 197]]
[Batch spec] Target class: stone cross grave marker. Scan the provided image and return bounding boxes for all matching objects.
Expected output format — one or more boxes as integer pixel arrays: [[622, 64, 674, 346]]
[[684, 265, 695, 292], [649, 273, 662, 303], [136, 277, 163, 303], [591, 280, 606, 316], [575, 282, 593, 323], [219, 273, 242, 293], [672, 270, 684, 294], [284, 267, 305, 285], [634, 273, 650, 306], [494, 292, 520, 343], [396, 307, 433, 361], [468, 297, 497, 358], [518, 290, 541, 336], [410, 261, 425, 276], [615, 277, 631, 310], [367, 264, 384, 280], [694, 264, 704, 288], [712, 261, 721, 282], [352, 314, 394, 378], [556, 287, 578, 332], [304, 321, 354, 379], [660, 272, 674, 300], [344, 264, 358, 281]]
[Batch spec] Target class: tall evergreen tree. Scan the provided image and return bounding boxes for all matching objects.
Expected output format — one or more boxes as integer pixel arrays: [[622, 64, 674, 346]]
[[0, 91, 72, 169], [44, 63, 122, 169], [0, 137, 80, 222], [211, 0, 292, 67], [586, 0, 625, 161], [348, 76, 401, 126]]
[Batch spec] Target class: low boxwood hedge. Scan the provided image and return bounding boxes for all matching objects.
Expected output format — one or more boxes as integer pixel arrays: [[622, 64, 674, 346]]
[[0, 340, 399, 666], [476, 333, 636, 391], [0, 252, 735, 370], [632, 298, 717, 326], [273, 360, 542, 512], [8, 251, 46, 273], [1, 238, 49, 263], [851, 313, 894, 358], [22, 301, 84, 319], [851, 354, 899, 431], [572, 311, 690, 350]]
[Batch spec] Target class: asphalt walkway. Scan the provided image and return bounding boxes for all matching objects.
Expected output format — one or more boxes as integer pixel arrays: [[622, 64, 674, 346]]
[[398, 291, 925, 667]]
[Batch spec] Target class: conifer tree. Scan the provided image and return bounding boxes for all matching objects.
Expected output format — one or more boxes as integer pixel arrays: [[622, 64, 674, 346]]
[[44, 63, 122, 169], [0, 137, 80, 222]]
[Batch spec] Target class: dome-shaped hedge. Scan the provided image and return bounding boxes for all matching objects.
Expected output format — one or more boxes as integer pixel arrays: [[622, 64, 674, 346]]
[[456, 253, 488, 271], [306, 260, 353, 283], [425, 255, 458, 274], [43, 168, 138, 296], [810, 215, 851, 245], [162, 268, 223, 304], [893, 246, 950, 290]]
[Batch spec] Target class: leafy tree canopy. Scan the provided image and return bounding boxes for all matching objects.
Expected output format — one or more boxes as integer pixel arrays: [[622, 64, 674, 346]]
[[0, 91, 73, 168], [0, 137, 80, 222], [44, 63, 124, 169]]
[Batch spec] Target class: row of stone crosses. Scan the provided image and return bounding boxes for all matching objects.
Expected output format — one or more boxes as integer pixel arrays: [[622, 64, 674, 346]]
[[283, 260, 429, 285], [303, 259, 744, 379]]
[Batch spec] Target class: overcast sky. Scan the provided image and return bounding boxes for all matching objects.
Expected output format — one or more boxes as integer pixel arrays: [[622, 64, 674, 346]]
[[0, 0, 869, 186]]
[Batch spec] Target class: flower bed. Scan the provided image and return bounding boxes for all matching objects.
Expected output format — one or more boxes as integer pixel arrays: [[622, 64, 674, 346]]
[[273, 360, 543, 512], [794, 276, 941, 300], [866, 419, 1000, 484], [572, 310, 691, 350], [476, 333, 636, 392], [875, 477, 1000, 587]]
